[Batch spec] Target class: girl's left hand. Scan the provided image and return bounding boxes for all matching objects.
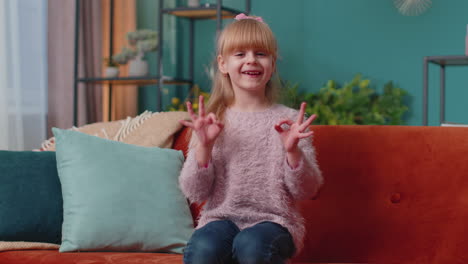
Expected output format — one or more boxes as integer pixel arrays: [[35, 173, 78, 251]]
[[274, 102, 317, 153]]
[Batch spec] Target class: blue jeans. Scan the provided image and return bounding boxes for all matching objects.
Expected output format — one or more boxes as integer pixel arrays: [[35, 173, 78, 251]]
[[183, 220, 295, 264]]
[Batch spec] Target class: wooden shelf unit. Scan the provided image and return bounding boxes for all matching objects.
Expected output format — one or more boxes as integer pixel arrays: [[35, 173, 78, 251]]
[[73, 0, 250, 125]]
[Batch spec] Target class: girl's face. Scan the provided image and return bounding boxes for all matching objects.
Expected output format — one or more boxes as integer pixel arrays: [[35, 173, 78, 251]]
[[218, 48, 275, 96]]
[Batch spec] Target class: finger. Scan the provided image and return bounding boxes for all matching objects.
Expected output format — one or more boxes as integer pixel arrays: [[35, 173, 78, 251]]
[[179, 119, 194, 128], [296, 102, 307, 124], [274, 124, 284, 133], [205, 116, 214, 125], [298, 131, 314, 139], [209, 112, 224, 130], [186, 102, 197, 120], [207, 113, 220, 127], [213, 120, 224, 132], [275, 119, 294, 133], [276, 119, 294, 127], [199, 95, 205, 117], [299, 114, 317, 131], [207, 112, 218, 122]]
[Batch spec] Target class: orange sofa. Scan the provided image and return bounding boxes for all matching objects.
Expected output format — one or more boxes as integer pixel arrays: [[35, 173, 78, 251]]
[[2, 125, 468, 264]]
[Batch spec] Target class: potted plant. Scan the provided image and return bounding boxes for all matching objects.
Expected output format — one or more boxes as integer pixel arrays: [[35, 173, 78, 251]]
[[103, 57, 119, 78], [111, 29, 158, 77], [280, 74, 409, 125]]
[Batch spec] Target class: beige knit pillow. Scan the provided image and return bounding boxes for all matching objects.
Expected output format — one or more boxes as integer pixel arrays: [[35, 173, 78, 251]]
[[117, 111, 188, 148], [0, 241, 60, 252], [38, 111, 189, 151]]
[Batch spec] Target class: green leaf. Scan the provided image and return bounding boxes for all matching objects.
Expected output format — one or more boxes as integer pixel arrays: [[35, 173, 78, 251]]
[[281, 74, 409, 125]]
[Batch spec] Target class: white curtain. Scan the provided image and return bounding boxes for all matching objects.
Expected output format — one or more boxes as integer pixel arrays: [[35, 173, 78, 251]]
[[0, 0, 47, 150]]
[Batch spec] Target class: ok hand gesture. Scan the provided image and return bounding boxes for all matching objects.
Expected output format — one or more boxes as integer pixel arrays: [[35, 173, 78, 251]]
[[179, 95, 224, 147], [274, 102, 317, 153]]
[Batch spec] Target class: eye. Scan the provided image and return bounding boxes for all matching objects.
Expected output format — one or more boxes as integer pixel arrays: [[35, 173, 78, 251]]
[[256, 51, 267, 56], [234, 52, 244, 57]]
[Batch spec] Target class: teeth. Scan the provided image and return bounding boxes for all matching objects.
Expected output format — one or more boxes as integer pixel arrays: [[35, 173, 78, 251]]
[[243, 71, 261, 75]]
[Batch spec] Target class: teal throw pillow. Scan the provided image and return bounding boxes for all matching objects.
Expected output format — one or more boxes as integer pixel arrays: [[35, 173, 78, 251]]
[[0, 151, 62, 243], [52, 128, 193, 253]]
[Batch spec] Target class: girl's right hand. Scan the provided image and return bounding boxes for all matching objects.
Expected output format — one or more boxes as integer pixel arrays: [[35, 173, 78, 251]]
[[179, 95, 224, 148]]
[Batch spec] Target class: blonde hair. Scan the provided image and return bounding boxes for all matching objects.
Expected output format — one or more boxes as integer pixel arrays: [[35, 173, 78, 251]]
[[206, 17, 281, 121]]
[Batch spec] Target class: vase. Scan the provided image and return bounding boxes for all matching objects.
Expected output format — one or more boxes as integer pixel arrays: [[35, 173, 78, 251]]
[[188, 0, 200, 7], [105, 67, 119, 78], [128, 57, 149, 77]]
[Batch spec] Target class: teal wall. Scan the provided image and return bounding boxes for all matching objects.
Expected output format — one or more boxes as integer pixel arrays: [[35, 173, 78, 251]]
[[136, 0, 186, 113], [139, 0, 468, 126], [136, 0, 158, 113]]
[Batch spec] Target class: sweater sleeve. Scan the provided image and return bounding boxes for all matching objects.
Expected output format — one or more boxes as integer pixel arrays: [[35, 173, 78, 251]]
[[283, 135, 323, 200], [179, 149, 216, 203]]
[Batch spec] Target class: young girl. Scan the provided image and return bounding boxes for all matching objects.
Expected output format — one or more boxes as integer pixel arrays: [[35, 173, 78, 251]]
[[179, 13, 323, 264]]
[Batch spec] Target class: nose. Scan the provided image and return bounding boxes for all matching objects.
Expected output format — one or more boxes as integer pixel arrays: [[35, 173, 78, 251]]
[[246, 51, 257, 64]]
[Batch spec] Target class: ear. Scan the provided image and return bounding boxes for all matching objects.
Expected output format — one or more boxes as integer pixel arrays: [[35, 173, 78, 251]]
[[217, 55, 228, 74]]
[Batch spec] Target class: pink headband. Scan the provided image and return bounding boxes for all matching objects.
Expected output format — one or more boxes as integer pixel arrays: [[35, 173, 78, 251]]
[[234, 13, 264, 23]]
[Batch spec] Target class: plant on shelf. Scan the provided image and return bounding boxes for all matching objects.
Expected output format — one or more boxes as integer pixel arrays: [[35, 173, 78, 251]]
[[282, 74, 409, 125], [103, 57, 120, 78], [111, 47, 137, 65], [111, 29, 158, 77], [104, 57, 119, 67]]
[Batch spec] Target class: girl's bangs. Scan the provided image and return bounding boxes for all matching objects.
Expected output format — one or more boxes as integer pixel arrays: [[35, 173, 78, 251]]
[[220, 20, 277, 57]]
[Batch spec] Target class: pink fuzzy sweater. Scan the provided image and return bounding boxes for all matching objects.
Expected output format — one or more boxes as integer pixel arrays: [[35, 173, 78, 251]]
[[179, 104, 323, 253]]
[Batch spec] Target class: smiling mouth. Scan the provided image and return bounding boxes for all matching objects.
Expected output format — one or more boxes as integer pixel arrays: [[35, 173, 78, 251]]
[[242, 71, 262, 76]]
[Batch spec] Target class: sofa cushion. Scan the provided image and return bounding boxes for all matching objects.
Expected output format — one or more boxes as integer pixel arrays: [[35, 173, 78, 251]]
[[0, 151, 62, 244], [53, 128, 194, 253], [0, 250, 184, 264], [0, 250, 357, 264], [0, 250, 348, 264]]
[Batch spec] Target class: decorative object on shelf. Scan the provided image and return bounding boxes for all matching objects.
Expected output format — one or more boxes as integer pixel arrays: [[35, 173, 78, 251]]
[[112, 29, 158, 77], [281, 74, 409, 125], [105, 67, 119, 78], [465, 24, 468, 56], [103, 57, 119, 78], [187, 0, 200, 7], [112, 47, 137, 65], [128, 56, 149, 77], [393, 0, 432, 16]]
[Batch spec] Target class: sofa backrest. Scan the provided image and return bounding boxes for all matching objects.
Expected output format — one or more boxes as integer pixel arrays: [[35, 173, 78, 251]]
[[173, 125, 468, 263], [172, 127, 204, 227]]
